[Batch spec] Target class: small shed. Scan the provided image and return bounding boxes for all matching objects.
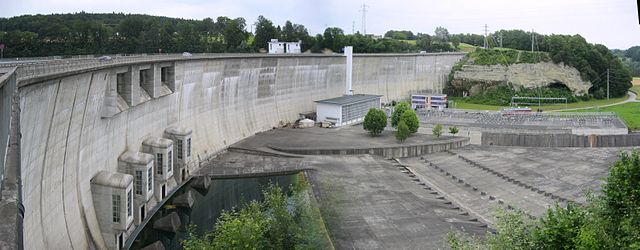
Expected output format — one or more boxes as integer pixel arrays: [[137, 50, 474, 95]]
[[315, 94, 382, 127]]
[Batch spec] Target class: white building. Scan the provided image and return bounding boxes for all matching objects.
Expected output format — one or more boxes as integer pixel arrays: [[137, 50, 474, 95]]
[[285, 41, 301, 54], [90, 171, 134, 250], [411, 94, 447, 110], [268, 39, 302, 54], [142, 137, 175, 201], [315, 94, 382, 126]]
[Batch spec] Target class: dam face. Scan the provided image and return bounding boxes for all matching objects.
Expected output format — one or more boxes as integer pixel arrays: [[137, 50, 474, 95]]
[[11, 53, 463, 249]]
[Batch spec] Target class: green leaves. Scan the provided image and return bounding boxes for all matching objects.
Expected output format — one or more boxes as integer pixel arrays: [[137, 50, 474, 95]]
[[432, 124, 443, 138], [363, 108, 387, 136], [181, 182, 331, 250], [395, 120, 410, 143], [391, 102, 411, 128], [400, 109, 419, 134]]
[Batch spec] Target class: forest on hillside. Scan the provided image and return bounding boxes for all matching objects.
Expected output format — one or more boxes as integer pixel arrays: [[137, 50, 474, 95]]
[[0, 13, 632, 97]]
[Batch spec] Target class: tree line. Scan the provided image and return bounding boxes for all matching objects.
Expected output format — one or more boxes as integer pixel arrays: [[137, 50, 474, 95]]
[[0, 12, 456, 58]]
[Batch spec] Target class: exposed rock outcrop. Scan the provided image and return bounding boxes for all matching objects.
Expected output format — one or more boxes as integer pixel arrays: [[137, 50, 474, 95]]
[[451, 62, 591, 95]]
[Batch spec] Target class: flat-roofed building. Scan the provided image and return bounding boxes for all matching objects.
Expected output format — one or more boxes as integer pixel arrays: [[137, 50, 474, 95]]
[[315, 94, 382, 127]]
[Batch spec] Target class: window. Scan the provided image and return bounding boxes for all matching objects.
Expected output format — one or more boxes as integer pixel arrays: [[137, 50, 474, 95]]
[[116, 73, 126, 97], [187, 138, 191, 157], [161, 67, 167, 83], [177, 140, 183, 160], [127, 190, 132, 218], [147, 167, 153, 191], [167, 150, 173, 173], [156, 153, 163, 175], [134, 171, 143, 195], [112, 194, 121, 223]]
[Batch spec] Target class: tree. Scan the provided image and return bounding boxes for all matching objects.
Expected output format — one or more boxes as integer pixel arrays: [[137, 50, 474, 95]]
[[434, 27, 450, 42], [396, 120, 410, 142], [449, 126, 459, 135], [391, 102, 410, 128], [363, 108, 387, 136], [400, 109, 419, 134], [253, 15, 278, 51], [432, 124, 443, 137]]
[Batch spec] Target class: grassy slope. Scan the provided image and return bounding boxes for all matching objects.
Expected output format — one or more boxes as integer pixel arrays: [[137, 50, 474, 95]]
[[572, 102, 640, 130], [631, 78, 640, 100]]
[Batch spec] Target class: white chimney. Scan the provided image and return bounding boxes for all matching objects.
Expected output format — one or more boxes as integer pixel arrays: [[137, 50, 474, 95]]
[[344, 46, 353, 95]]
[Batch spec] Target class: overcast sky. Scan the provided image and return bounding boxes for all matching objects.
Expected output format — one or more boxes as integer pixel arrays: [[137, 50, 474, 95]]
[[1, 0, 638, 49]]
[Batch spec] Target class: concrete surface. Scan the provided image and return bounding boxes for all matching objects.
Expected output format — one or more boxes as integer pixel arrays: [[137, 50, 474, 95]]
[[14, 53, 463, 249], [232, 126, 468, 158]]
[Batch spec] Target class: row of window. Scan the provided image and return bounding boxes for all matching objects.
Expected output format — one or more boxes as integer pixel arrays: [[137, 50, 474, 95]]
[[112, 190, 133, 223]]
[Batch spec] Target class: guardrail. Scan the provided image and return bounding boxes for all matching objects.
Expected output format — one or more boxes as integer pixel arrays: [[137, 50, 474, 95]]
[[0, 67, 23, 250]]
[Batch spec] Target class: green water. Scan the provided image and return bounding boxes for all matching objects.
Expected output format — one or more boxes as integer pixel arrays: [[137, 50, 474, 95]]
[[129, 174, 300, 249]]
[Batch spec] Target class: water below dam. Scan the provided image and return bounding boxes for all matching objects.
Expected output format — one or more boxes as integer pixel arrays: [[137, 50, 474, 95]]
[[129, 173, 300, 249]]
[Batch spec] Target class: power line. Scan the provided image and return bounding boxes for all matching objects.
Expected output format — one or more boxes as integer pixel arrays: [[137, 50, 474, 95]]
[[360, 4, 369, 35]]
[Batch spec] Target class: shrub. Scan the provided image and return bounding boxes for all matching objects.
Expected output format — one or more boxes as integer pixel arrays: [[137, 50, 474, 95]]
[[400, 109, 420, 134], [449, 126, 459, 135], [363, 108, 387, 136], [432, 124, 443, 137], [396, 120, 410, 142], [391, 102, 411, 128]]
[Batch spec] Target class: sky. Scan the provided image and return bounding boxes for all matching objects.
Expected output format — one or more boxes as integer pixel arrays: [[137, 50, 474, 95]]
[[1, 0, 639, 49]]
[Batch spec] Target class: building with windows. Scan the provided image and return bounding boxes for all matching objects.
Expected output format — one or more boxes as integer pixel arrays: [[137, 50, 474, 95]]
[[164, 127, 193, 184], [117, 151, 154, 226], [411, 94, 448, 110], [315, 94, 382, 127], [142, 137, 175, 201], [90, 171, 134, 250], [268, 39, 302, 54]]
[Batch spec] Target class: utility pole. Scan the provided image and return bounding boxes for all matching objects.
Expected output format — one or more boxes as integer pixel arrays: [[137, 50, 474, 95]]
[[360, 4, 369, 35], [483, 24, 488, 49], [499, 32, 503, 48], [531, 29, 535, 52], [607, 68, 610, 100], [352, 21, 355, 34]]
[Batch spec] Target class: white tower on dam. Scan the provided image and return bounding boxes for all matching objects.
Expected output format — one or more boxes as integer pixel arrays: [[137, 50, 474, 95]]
[[0, 52, 464, 249]]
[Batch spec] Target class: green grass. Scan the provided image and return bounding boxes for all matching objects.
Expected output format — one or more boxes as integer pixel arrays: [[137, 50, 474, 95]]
[[450, 95, 629, 111], [571, 102, 640, 130], [630, 85, 640, 100], [399, 39, 417, 45], [458, 43, 477, 53]]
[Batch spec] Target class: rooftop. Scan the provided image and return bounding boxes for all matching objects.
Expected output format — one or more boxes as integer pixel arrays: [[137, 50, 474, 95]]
[[315, 94, 382, 106]]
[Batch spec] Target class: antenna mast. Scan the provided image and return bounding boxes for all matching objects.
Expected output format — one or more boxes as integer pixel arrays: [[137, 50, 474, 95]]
[[360, 4, 369, 35]]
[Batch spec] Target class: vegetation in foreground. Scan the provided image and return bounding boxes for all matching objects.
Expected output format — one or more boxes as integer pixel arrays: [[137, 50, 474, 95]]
[[449, 150, 640, 249], [181, 180, 332, 250]]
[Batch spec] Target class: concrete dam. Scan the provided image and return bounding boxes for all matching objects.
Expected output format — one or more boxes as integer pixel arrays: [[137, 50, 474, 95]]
[[0, 53, 464, 249]]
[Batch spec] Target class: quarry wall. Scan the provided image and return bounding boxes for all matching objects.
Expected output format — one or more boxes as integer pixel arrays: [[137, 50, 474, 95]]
[[452, 61, 592, 95], [14, 53, 463, 249]]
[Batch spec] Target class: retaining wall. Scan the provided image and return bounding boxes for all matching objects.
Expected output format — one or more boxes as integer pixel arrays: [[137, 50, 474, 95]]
[[269, 137, 469, 158], [482, 132, 640, 147], [15, 53, 464, 249]]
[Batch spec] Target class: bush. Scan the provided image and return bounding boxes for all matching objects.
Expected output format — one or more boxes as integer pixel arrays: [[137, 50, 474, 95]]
[[396, 120, 410, 142], [449, 126, 459, 135], [391, 102, 411, 128], [400, 109, 419, 134], [363, 108, 387, 136], [432, 124, 443, 137]]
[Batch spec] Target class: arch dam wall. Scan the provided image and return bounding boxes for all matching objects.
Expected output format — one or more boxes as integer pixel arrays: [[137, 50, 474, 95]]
[[12, 53, 463, 249]]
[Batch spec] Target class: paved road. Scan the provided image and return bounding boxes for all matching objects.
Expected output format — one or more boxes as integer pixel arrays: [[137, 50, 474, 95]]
[[553, 91, 638, 112]]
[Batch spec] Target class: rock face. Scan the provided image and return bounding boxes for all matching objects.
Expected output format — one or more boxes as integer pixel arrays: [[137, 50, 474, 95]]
[[452, 62, 591, 95]]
